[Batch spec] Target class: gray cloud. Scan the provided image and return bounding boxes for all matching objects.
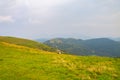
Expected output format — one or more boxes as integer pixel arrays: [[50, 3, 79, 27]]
[[0, 0, 120, 39], [0, 0, 16, 9], [0, 16, 14, 23]]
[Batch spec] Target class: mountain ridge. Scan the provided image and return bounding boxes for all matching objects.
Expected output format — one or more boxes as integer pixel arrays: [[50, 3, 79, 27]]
[[44, 38, 120, 57]]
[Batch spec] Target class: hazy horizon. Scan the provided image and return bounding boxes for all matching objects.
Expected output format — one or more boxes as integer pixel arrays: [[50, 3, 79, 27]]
[[0, 0, 120, 39]]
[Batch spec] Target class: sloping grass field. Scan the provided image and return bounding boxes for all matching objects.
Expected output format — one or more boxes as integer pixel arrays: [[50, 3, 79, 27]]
[[0, 36, 56, 52], [0, 41, 120, 80]]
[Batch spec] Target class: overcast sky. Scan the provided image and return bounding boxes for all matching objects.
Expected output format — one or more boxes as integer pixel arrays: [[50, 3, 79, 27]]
[[0, 0, 120, 39]]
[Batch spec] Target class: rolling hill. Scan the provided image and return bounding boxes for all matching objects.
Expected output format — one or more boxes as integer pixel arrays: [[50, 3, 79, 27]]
[[0, 36, 56, 52], [0, 36, 120, 80], [44, 38, 120, 57]]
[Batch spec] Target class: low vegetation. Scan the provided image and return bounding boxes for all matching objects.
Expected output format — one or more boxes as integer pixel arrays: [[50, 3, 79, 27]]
[[0, 36, 56, 52], [0, 39, 120, 80]]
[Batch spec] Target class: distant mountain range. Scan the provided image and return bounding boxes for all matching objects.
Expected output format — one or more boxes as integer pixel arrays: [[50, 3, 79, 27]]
[[44, 38, 120, 57], [111, 37, 120, 41], [36, 38, 49, 42]]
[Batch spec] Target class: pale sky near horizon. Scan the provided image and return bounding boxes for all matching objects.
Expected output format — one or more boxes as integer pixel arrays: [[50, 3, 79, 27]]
[[0, 0, 120, 39]]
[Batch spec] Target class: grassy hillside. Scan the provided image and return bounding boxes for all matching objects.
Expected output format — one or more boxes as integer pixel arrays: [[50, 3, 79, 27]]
[[0, 41, 120, 80], [0, 36, 56, 52]]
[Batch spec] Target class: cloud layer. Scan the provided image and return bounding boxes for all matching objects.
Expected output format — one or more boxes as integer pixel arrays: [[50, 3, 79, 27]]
[[0, 16, 14, 23], [0, 0, 120, 39]]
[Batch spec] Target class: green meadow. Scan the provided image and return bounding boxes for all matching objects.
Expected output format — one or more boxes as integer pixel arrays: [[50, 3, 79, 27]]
[[0, 37, 120, 80]]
